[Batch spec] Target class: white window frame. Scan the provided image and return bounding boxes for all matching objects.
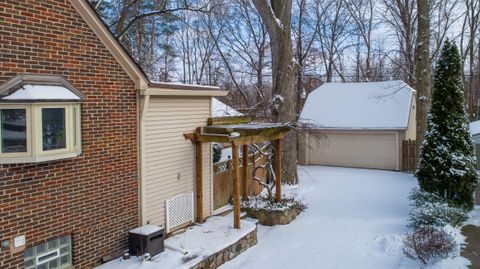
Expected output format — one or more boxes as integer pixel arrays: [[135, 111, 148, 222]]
[[0, 104, 32, 158], [0, 103, 81, 164]]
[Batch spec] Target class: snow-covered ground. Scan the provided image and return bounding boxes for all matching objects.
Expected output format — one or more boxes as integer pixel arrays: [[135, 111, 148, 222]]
[[97, 214, 256, 269], [220, 166, 470, 269]]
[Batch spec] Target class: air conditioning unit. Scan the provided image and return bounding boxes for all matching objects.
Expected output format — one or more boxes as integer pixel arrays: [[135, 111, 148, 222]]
[[128, 225, 164, 257]]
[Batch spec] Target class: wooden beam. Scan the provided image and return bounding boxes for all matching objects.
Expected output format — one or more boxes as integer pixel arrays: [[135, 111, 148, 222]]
[[242, 144, 249, 199], [195, 141, 203, 223], [229, 132, 288, 145], [274, 139, 282, 202], [231, 142, 241, 229], [207, 116, 252, 126], [183, 133, 195, 142]]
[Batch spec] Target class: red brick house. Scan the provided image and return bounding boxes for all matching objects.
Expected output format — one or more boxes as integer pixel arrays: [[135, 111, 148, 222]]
[[0, 1, 225, 268]]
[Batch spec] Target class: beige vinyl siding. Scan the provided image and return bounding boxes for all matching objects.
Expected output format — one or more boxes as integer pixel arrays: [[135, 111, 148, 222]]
[[405, 94, 417, 140], [308, 131, 398, 170], [143, 96, 212, 227]]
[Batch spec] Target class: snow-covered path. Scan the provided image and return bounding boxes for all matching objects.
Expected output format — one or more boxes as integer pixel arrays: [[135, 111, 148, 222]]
[[219, 166, 434, 269]]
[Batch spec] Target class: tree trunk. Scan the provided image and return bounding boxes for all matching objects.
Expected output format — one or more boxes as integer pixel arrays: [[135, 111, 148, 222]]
[[253, 0, 298, 184], [415, 0, 431, 163]]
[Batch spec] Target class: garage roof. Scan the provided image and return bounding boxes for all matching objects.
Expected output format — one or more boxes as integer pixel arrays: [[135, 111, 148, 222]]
[[299, 80, 415, 130]]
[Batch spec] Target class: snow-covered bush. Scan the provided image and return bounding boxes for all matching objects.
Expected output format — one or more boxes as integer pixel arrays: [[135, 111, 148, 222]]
[[213, 143, 222, 163], [403, 226, 456, 265], [408, 189, 468, 228], [241, 196, 306, 212], [408, 202, 468, 229], [408, 188, 443, 207]]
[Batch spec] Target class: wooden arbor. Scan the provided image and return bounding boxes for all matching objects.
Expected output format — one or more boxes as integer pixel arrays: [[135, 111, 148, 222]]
[[185, 116, 290, 229]]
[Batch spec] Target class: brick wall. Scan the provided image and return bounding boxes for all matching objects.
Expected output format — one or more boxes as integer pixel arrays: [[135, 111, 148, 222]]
[[0, 1, 138, 268]]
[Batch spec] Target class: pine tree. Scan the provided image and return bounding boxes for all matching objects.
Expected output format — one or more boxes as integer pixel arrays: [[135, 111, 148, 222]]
[[416, 40, 478, 211]]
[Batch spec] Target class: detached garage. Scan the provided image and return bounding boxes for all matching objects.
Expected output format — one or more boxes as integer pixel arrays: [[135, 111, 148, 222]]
[[298, 81, 416, 171]]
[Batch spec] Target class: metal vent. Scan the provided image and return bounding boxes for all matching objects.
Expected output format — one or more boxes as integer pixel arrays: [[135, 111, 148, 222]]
[[165, 192, 194, 232]]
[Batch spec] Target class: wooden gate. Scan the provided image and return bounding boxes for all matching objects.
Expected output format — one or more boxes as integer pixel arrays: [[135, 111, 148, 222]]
[[402, 140, 417, 172], [212, 152, 268, 210]]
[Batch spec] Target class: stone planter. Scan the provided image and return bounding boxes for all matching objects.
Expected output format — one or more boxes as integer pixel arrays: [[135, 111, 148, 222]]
[[189, 227, 257, 269], [245, 207, 301, 226]]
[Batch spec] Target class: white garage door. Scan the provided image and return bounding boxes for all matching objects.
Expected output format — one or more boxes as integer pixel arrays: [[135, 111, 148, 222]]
[[308, 131, 398, 170]]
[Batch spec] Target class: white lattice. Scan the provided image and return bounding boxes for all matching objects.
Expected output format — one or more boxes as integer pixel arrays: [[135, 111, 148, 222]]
[[165, 192, 194, 232]]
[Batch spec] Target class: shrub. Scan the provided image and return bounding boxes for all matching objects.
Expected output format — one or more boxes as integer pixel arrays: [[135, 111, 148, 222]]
[[408, 189, 468, 228], [408, 188, 443, 208], [409, 203, 468, 228], [213, 143, 222, 163], [403, 226, 456, 265]]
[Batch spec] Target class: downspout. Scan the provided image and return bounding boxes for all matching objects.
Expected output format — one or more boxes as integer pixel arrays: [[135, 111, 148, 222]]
[[139, 94, 150, 225]]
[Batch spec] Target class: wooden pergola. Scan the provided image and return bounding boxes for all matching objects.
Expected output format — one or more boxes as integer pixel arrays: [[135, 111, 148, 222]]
[[184, 116, 290, 229]]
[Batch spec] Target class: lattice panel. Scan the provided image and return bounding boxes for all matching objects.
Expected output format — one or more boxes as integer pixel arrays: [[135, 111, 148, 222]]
[[165, 192, 194, 232]]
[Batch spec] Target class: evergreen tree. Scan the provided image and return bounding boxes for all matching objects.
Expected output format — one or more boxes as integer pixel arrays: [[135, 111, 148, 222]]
[[416, 40, 478, 210]]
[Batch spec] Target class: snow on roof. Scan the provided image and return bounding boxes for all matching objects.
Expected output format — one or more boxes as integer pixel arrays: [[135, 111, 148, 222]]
[[469, 120, 480, 136], [1, 85, 82, 101], [299, 81, 415, 130], [213, 98, 242, 117]]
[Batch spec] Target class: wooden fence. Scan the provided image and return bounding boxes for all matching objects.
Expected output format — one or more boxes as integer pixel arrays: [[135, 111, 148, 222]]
[[402, 140, 416, 172], [213, 152, 268, 210]]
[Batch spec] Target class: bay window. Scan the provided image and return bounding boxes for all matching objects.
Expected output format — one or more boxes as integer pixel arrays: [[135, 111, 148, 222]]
[[0, 75, 84, 164]]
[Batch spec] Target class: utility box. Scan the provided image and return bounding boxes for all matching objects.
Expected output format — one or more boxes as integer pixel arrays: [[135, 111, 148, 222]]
[[128, 225, 164, 257]]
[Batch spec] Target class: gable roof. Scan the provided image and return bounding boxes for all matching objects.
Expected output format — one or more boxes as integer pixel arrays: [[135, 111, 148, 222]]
[[68, 0, 226, 96], [0, 74, 85, 102], [299, 80, 415, 130]]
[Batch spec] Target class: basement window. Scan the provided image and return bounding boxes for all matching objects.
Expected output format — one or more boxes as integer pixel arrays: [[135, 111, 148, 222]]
[[0, 75, 84, 164], [24, 235, 72, 269]]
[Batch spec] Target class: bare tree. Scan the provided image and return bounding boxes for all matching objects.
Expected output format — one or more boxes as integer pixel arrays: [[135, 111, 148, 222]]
[[383, 0, 417, 85], [313, 0, 352, 82], [460, 0, 480, 118], [219, 0, 271, 110], [252, 0, 298, 184], [346, 0, 376, 81], [415, 0, 432, 157], [292, 0, 318, 115]]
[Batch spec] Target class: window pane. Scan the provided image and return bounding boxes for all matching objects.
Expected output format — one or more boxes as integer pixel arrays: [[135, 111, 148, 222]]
[[48, 239, 58, 250], [1, 109, 27, 153], [49, 259, 58, 268], [36, 242, 46, 254], [59, 236, 70, 246], [60, 254, 71, 266], [42, 108, 66, 151]]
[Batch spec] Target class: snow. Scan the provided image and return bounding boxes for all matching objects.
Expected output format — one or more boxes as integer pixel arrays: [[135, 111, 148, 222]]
[[150, 81, 221, 90], [97, 214, 256, 269], [220, 166, 470, 269], [220, 147, 233, 162], [219, 147, 246, 162], [212, 98, 242, 117], [229, 132, 240, 138], [130, 225, 162, 236], [299, 81, 415, 130], [469, 120, 480, 136], [1, 85, 81, 100]]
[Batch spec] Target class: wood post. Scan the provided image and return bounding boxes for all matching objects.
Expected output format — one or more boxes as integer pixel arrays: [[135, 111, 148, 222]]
[[274, 139, 282, 202], [242, 144, 249, 199], [195, 141, 203, 223], [231, 142, 241, 229]]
